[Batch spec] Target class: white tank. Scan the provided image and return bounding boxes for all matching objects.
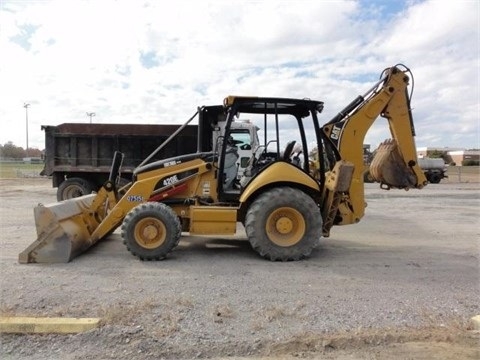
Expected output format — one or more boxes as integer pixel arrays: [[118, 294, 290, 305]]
[[418, 158, 445, 170]]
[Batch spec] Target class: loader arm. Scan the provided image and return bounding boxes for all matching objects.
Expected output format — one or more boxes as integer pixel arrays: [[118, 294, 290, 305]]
[[321, 65, 427, 232], [87, 157, 214, 242], [19, 155, 214, 263]]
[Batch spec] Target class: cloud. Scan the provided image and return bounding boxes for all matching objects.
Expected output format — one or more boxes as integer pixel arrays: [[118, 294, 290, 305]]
[[0, 0, 478, 151]]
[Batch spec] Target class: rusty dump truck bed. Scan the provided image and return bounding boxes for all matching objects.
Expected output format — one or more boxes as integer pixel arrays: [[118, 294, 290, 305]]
[[41, 123, 198, 189]]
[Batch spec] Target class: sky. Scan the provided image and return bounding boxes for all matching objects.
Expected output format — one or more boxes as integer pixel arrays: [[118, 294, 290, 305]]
[[0, 0, 478, 151]]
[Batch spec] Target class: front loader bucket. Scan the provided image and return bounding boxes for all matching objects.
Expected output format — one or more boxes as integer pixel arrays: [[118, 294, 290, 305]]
[[19, 194, 97, 264], [369, 139, 417, 189]]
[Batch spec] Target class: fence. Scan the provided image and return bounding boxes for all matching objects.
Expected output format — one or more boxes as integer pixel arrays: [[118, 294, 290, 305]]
[[0, 162, 44, 179], [446, 166, 480, 183]]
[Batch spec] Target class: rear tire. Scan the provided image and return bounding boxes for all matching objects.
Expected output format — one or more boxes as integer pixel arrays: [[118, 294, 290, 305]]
[[57, 177, 95, 201], [245, 187, 322, 261], [121, 202, 181, 261]]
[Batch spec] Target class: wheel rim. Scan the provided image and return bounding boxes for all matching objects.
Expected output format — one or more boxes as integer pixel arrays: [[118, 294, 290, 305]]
[[63, 185, 84, 199], [134, 217, 166, 249], [266, 207, 305, 247]]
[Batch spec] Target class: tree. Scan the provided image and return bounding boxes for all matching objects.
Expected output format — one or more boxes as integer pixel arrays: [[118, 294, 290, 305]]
[[0, 142, 26, 159], [428, 150, 445, 159], [26, 148, 42, 157]]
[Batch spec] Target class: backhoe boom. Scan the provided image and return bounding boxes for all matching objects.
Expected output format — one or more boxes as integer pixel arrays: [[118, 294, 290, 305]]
[[321, 65, 427, 231]]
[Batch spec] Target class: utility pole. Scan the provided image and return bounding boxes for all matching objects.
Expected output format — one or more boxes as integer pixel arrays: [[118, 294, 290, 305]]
[[24, 103, 30, 153], [86, 112, 95, 123]]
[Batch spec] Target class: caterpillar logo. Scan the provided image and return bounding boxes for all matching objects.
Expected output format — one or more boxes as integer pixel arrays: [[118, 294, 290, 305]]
[[331, 125, 342, 140]]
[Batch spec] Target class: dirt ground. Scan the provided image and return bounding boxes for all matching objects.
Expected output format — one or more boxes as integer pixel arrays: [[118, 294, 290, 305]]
[[0, 176, 479, 359]]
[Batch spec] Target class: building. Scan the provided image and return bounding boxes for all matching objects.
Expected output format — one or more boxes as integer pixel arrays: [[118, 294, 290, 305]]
[[416, 147, 463, 159], [448, 150, 480, 166]]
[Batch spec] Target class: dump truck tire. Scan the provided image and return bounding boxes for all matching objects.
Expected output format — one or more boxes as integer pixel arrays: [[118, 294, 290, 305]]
[[245, 187, 322, 261], [121, 202, 181, 261], [57, 178, 95, 201], [428, 173, 441, 184]]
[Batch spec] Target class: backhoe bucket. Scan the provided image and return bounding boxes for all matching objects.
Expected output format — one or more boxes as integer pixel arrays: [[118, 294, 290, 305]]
[[369, 139, 417, 189], [19, 194, 97, 264]]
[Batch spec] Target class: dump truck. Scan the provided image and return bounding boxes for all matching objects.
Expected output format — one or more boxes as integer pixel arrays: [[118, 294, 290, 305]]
[[20, 64, 427, 263], [41, 121, 258, 200]]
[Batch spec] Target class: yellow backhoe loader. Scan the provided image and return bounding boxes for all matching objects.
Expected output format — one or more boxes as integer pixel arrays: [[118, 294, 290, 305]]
[[19, 64, 427, 263]]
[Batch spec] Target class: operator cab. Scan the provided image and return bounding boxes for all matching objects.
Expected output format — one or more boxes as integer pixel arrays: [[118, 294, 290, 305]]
[[218, 96, 325, 201]]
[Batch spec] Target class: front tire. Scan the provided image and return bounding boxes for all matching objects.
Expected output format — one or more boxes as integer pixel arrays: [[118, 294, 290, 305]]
[[245, 187, 322, 261], [121, 202, 181, 260]]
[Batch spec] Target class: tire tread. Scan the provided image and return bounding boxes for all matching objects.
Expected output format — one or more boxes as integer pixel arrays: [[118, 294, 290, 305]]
[[245, 187, 322, 261]]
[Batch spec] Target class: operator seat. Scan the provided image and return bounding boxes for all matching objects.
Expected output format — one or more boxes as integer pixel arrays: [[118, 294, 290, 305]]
[[223, 138, 240, 189]]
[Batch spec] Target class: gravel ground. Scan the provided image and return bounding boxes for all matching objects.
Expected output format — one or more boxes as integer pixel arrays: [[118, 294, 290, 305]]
[[0, 177, 479, 359]]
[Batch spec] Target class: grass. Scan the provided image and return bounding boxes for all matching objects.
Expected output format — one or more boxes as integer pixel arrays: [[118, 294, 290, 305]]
[[251, 301, 307, 331], [213, 303, 235, 323], [98, 297, 159, 326], [96, 296, 195, 337], [0, 163, 44, 179]]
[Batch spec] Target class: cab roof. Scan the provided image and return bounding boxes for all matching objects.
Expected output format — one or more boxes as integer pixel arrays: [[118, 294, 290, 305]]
[[224, 96, 324, 118]]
